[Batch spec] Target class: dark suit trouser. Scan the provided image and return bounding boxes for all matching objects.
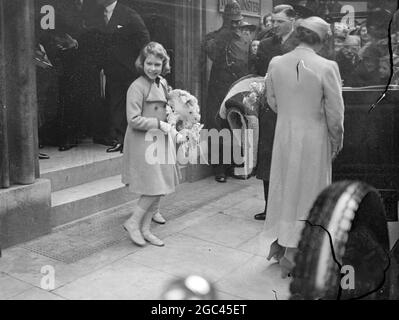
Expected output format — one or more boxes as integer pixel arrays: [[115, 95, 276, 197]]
[[256, 104, 277, 215], [57, 71, 79, 146], [206, 70, 239, 176], [105, 77, 131, 145]]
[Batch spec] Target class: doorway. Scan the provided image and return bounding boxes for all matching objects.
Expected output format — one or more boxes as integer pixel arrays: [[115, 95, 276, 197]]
[[122, 0, 177, 87]]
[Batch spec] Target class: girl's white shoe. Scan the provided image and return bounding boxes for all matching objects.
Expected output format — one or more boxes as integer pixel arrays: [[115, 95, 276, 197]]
[[123, 223, 146, 247], [123, 206, 147, 247], [152, 212, 166, 224], [142, 211, 165, 247], [143, 232, 165, 247]]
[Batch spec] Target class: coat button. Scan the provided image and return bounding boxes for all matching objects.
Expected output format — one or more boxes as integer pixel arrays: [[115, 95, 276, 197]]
[[154, 106, 158, 111]]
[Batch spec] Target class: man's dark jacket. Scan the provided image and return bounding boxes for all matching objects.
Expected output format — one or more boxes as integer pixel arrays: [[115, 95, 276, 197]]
[[86, 1, 150, 82], [255, 33, 299, 181], [255, 34, 299, 76]]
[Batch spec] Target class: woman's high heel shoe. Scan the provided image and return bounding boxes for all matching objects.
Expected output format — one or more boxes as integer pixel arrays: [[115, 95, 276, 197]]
[[267, 240, 285, 262], [279, 257, 295, 279]]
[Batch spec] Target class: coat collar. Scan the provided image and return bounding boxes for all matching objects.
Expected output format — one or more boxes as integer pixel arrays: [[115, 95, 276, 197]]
[[145, 76, 168, 103]]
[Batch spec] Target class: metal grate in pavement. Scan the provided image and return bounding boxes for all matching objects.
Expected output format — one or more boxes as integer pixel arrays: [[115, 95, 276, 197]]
[[19, 181, 245, 264]]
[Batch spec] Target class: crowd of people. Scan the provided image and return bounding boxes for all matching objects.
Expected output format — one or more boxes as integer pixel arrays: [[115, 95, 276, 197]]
[[334, 18, 399, 87], [33, 0, 395, 278]]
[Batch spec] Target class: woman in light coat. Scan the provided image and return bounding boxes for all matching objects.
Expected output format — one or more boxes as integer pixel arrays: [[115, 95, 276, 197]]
[[264, 17, 345, 277]]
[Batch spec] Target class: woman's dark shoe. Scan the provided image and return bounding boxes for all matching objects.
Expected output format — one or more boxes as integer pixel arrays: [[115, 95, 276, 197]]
[[254, 212, 266, 220], [39, 153, 50, 160], [215, 174, 227, 183], [106, 143, 123, 153], [267, 240, 285, 262], [58, 144, 76, 152]]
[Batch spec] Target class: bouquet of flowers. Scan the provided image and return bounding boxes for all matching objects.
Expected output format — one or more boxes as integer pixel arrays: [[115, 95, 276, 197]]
[[242, 80, 265, 113], [166, 89, 204, 156]]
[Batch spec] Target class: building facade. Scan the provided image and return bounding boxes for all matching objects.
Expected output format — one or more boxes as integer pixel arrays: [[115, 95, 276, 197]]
[[1, 0, 398, 250]]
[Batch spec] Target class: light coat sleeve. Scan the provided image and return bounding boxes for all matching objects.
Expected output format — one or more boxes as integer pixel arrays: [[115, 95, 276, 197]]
[[265, 57, 278, 113], [322, 61, 345, 152], [126, 83, 160, 131]]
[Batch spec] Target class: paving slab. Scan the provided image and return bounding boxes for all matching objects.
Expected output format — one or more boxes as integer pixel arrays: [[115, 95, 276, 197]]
[[9, 287, 65, 300], [126, 233, 253, 283], [180, 213, 262, 249], [0, 272, 32, 300], [54, 261, 178, 300], [215, 255, 291, 300]]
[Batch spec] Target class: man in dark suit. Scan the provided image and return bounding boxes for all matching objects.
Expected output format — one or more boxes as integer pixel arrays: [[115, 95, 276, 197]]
[[255, 6, 299, 76], [38, 0, 105, 151], [90, 0, 150, 153], [254, 5, 299, 221]]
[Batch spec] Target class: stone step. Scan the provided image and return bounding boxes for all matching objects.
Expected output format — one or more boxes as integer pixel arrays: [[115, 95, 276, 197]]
[[51, 175, 138, 227], [40, 145, 123, 192]]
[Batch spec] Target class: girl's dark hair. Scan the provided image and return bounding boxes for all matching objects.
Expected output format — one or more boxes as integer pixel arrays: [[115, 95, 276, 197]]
[[296, 26, 321, 45], [135, 42, 171, 76]]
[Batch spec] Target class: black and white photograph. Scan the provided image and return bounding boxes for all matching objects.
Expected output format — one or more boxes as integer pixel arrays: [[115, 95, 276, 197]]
[[0, 0, 399, 306]]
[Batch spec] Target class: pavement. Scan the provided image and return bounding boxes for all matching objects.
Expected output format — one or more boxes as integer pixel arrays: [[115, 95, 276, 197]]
[[0, 177, 291, 300]]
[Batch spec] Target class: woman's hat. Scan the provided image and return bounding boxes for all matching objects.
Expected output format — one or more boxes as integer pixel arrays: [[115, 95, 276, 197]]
[[297, 16, 331, 41]]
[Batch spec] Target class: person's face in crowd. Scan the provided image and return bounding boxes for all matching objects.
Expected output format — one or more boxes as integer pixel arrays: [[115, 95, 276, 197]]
[[251, 40, 260, 55], [272, 12, 294, 38], [242, 29, 251, 37], [334, 37, 345, 53], [363, 56, 379, 73], [360, 26, 368, 37], [360, 26, 372, 43], [238, 25, 254, 41], [144, 54, 163, 80], [231, 19, 242, 31], [341, 44, 359, 59], [264, 15, 273, 28]]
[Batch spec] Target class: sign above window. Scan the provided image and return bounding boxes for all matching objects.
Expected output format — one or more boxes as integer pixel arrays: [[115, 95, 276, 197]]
[[218, 0, 261, 18]]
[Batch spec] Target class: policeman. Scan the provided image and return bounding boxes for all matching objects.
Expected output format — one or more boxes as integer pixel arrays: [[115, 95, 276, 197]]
[[203, 0, 250, 183]]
